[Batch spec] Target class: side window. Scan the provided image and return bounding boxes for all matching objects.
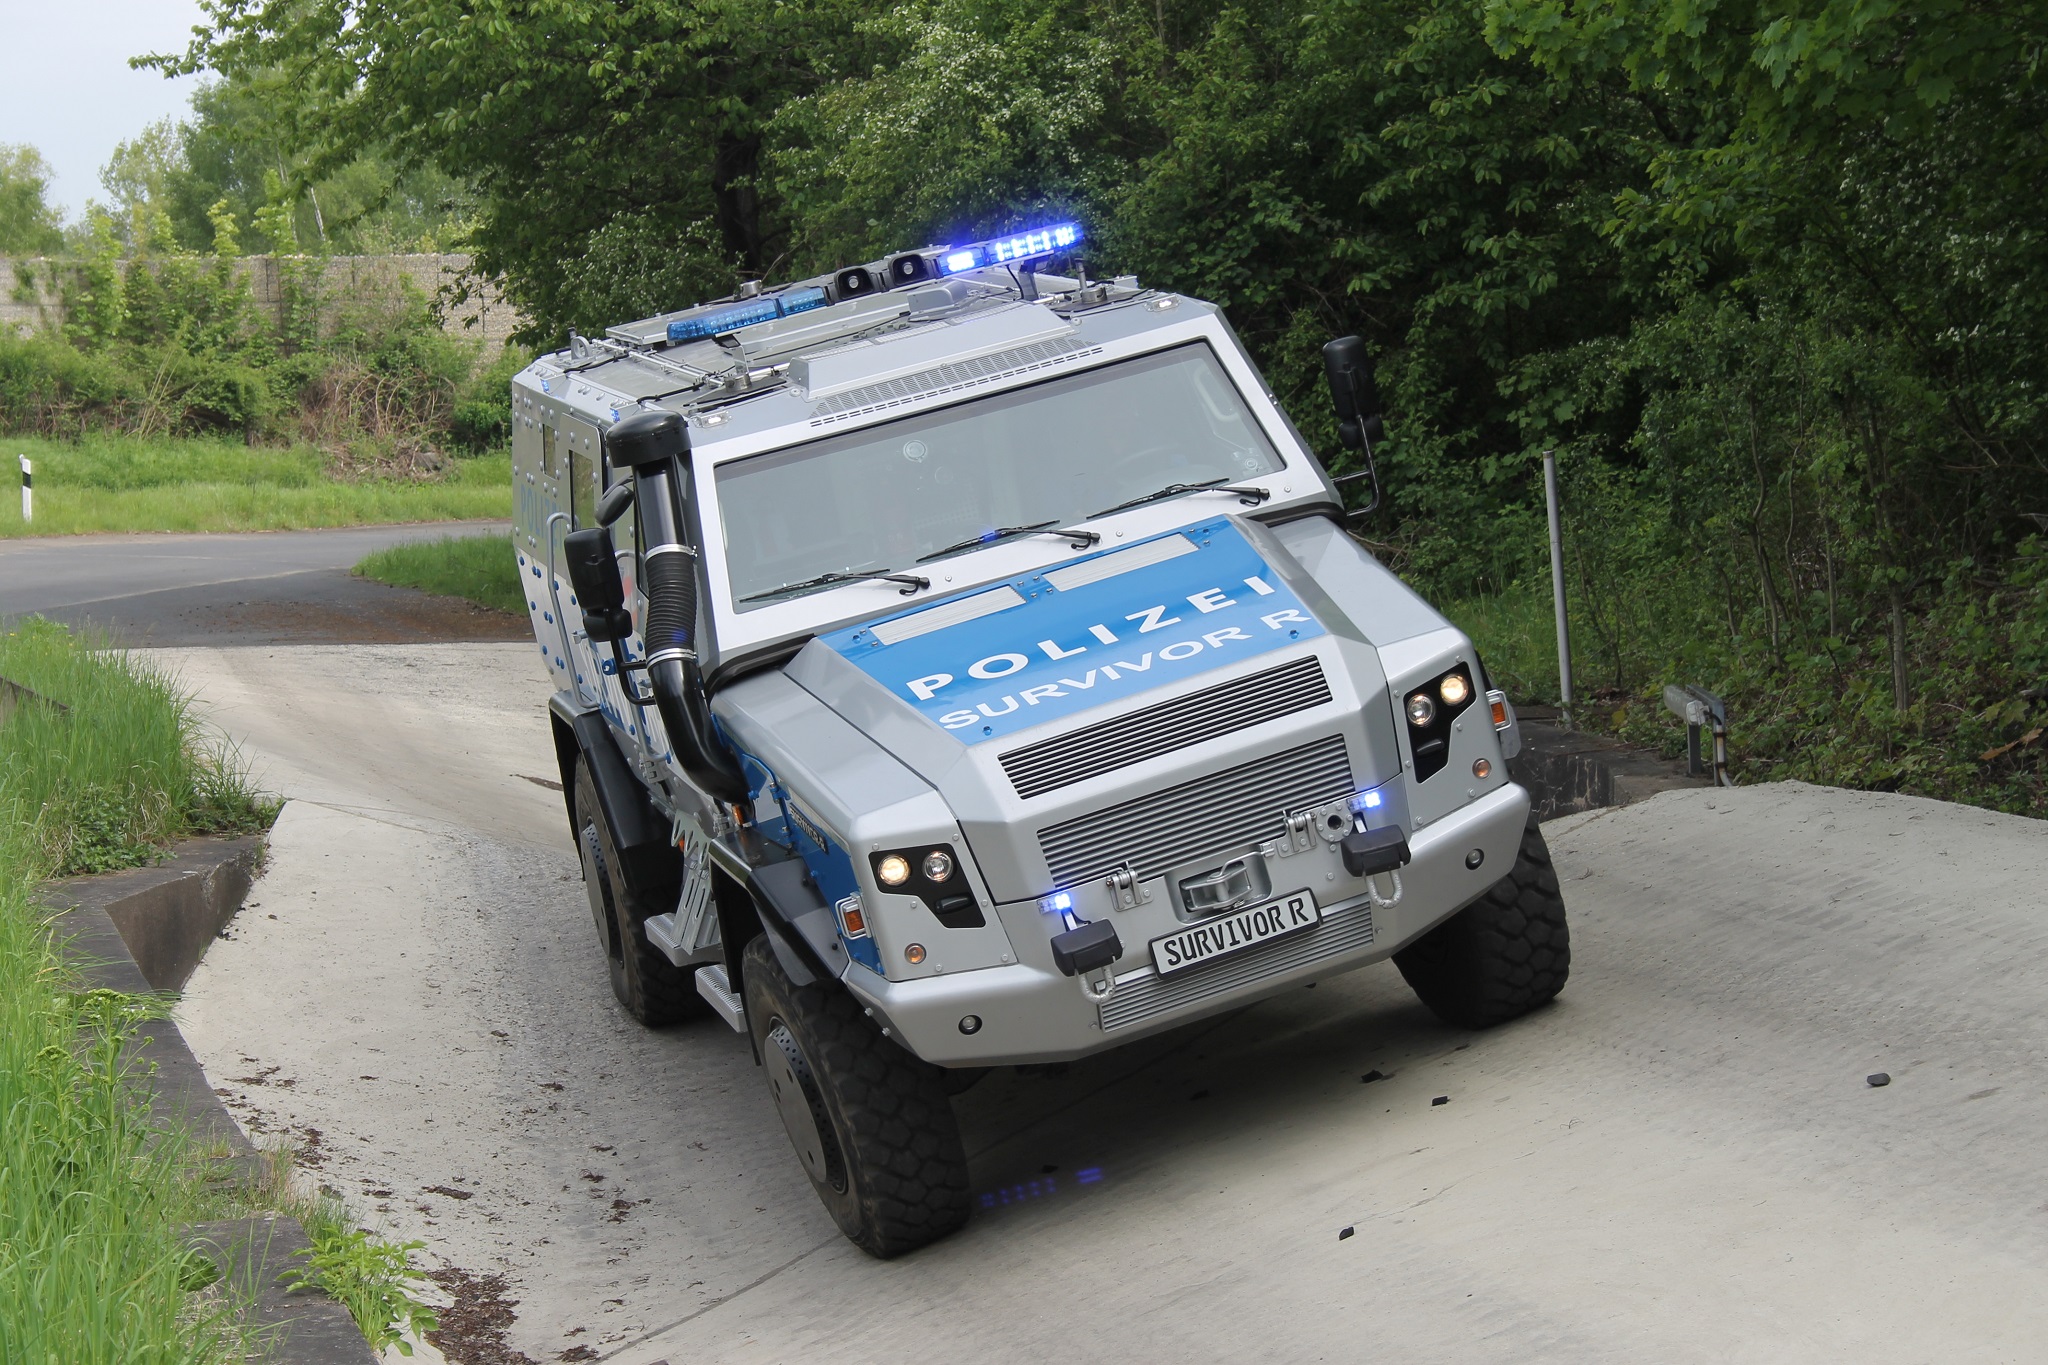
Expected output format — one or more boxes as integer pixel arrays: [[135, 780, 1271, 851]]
[[540, 423, 558, 477], [570, 439, 594, 527]]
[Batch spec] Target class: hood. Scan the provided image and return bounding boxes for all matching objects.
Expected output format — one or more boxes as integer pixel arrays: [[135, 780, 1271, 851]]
[[809, 516, 1326, 744]]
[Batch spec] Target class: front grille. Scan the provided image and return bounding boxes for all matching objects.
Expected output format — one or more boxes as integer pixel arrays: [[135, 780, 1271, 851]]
[[1000, 656, 1332, 799], [1036, 734, 1353, 885], [809, 339, 1102, 426], [1098, 901, 1375, 1031]]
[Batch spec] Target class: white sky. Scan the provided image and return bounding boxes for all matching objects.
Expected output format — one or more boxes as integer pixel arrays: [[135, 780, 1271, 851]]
[[0, 0, 212, 222]]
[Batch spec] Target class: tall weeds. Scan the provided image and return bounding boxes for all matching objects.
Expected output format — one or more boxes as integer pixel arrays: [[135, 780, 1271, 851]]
[[0, 619, 271, 1362]]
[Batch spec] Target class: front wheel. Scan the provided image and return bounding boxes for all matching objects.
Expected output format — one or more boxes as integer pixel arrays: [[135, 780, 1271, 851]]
[[571, 755, 705, 1025], [1393, 815, 1571, 1028], [742, 935, 969, 1257]]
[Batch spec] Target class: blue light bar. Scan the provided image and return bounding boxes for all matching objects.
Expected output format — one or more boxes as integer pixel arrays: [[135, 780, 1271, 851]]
[[936, 222, 1084, 276], [666, 285, 831, 343], [780, 286, 828, 317]]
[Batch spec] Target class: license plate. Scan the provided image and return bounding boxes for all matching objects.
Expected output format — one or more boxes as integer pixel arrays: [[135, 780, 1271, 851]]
[[1151, 891, 1320, 977]]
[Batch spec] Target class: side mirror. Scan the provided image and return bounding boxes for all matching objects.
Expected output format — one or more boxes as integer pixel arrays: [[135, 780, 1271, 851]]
[[1321, 336, 1384, 451], [563, 527, 632, 642]]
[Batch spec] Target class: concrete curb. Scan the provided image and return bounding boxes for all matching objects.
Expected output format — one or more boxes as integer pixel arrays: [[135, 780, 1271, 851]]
[[41, 837, 380, 1365], [188, 1218, 381, 1364], [52, 835, 265, 992], [1512, 721, 1709, 821]]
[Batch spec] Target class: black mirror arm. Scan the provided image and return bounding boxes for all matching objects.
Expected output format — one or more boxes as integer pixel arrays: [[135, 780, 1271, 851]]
[[1335, 368, 1384, 519], [607, 640, 659, 707], [1333, 455, 1383, 519]]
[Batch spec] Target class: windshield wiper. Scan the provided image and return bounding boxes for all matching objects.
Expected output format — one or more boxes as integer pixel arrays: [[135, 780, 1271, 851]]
[[916, 521, 1102, 563], [741, 568, 931, 603], [1088, 478, 1272, 519]]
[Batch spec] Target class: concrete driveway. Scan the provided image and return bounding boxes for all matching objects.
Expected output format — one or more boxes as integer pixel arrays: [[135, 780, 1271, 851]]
[[0, 522, 520, 645], [159, 641, 2048, 1364]]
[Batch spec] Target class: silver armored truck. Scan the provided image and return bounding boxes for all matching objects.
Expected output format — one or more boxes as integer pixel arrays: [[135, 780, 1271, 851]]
[[510, 223, 1569, 1256]]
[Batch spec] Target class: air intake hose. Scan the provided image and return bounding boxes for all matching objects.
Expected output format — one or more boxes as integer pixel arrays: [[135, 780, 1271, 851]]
[[605, 410, 749, 805]]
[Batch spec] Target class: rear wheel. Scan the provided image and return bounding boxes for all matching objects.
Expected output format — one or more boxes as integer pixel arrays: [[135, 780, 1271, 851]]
[[742, 935, 969, 1257], [571, 756, 704, 1025], [1393, 815, 1570, 1028]]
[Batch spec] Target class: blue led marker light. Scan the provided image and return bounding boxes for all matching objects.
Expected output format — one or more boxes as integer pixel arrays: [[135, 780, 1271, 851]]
[[1362, 790, 1383, 809]]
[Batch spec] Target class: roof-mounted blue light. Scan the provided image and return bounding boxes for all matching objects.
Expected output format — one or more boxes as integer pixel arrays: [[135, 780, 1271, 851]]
[[936, 222, 1084, 276], [666, 285, 831, 343]]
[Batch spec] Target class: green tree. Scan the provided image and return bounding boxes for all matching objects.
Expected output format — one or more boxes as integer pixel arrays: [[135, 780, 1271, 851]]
[[0, 144, 66, 255], [153, 0, 889, 341]]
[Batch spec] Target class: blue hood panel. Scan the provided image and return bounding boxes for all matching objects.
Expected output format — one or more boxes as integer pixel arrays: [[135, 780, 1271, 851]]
[[820, 518, 1326, 745]]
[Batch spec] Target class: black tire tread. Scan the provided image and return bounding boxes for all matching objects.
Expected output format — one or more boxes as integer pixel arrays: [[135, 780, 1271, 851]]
[[572, 757, 704, 1026], [744, 936, 968, 1257], [1393, 815, 1571, 1029]]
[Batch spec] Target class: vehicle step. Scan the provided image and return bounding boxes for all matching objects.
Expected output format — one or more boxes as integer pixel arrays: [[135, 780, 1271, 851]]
[[645, 912, 686, 964], [696, 963, 746, 1032]]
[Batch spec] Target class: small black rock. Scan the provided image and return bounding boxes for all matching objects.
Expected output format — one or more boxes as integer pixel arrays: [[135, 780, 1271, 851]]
[[1190, 1090, 1210, 1102], [1360, 1070, 1386, 1084], [1338, 1226, 1355, 1241], [1431, 1096, 1449, 1106], [1867, 1072, 1891, 1087]]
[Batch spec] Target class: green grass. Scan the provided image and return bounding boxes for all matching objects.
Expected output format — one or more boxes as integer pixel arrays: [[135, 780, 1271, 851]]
[[0, 618, 276, 1362], [0, 433, 509, 537], [354, 532, 525, 615]]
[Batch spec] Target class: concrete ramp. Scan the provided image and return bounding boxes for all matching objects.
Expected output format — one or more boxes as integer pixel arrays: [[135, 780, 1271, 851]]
[[160, 641, 2048, 1363]]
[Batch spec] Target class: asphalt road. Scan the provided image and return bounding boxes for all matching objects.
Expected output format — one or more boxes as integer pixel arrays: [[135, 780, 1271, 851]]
[[0, 523, 523, 646], [162, 641, 2048, 1364]]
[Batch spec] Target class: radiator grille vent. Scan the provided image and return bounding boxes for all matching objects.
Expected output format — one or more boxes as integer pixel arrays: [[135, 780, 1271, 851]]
[[1037, 734, 1353, 886], [1000, 657, 1331, 799], [809, 339, 1102, 425], [1098, 902, 1375, 1031]]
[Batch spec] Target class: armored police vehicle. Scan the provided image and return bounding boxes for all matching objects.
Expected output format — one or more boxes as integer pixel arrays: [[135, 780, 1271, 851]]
[[511, 223, 1569, 1256]]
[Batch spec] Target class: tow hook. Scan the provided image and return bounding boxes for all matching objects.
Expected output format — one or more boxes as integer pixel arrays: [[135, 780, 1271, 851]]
[[1050, 910, 1123, 1002], [1341, 819, 1410, 909]]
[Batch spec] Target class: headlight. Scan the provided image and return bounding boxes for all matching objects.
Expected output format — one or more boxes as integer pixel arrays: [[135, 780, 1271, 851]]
[[1440, 673, 1470, 706], [877, 854, 911, 886], [1406, 692, 1436, 727], [921, 849, 955, 882]]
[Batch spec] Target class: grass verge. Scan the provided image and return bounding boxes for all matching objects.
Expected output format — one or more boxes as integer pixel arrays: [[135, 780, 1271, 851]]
[[0, 618, 435, 1359], [0, 433, 509, 537], [1443, 536, 2047, 817], [355, 532, 525, 615]]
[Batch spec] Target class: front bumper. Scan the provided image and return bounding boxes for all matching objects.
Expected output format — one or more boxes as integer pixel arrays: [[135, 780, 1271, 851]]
[[842, 781, 1533, 1066]]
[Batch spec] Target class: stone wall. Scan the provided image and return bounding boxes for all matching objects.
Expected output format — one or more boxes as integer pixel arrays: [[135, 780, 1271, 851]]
[[2, 253, 524, 348]]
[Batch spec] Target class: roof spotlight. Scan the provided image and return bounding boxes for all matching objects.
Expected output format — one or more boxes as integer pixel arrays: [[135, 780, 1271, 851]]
[[887, 253, 934, 286]]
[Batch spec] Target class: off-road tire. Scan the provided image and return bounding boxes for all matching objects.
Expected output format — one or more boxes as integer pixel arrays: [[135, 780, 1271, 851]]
[[742, 935, 969, 1257], [1393, 815, 1570, 1029], [571, 756, 704, 1025]]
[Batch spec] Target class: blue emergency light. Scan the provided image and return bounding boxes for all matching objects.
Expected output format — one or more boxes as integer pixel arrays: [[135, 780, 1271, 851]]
[[666, 286, 831, 343], [938, 222, 1083, 276]]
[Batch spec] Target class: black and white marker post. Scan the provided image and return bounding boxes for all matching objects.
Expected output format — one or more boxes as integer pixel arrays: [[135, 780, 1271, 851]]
[[17, 455, 28, 524]]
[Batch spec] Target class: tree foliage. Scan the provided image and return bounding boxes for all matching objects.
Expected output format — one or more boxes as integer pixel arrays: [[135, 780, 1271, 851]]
[[0, 144, 66, 256]]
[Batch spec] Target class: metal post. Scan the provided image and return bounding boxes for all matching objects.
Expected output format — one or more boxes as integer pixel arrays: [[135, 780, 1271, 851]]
[[18, 455, 28, 523], [1542, 449, 1572, 726]]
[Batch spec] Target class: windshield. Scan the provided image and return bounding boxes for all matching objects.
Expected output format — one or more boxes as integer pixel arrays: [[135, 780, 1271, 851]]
[[715, 343, 1283, 609]]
